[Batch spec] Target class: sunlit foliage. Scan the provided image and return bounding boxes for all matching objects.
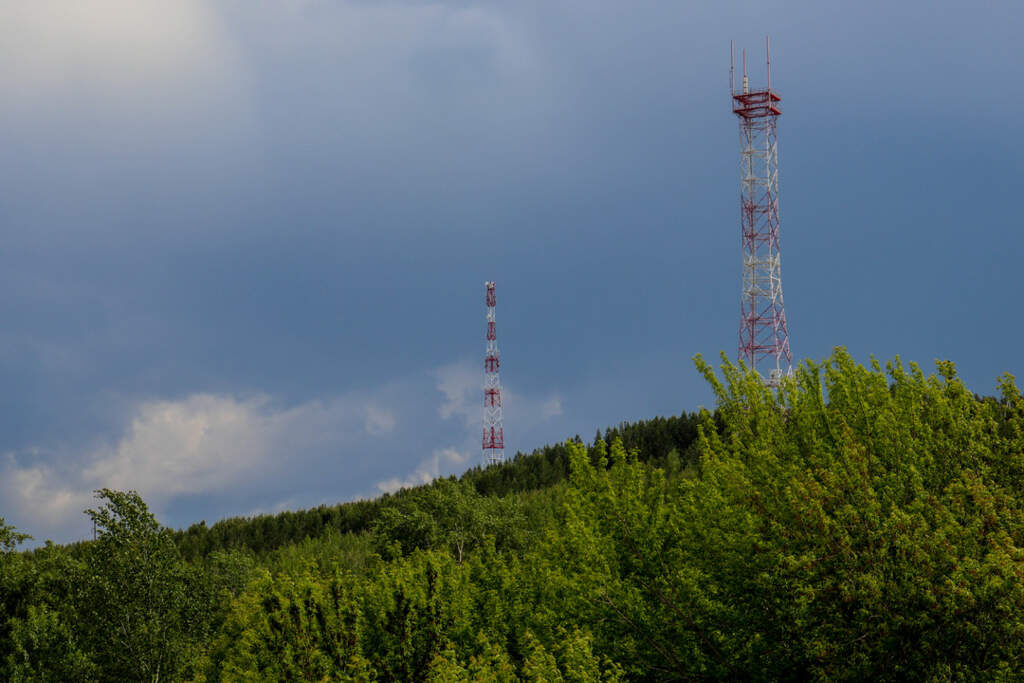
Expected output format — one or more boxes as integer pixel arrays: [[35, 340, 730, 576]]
[[5, 349, 1024, 679]]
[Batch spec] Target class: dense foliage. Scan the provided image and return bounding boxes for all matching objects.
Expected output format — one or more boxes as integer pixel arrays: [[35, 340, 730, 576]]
[[171, 411, 702, 561], [5, 349, 1024, 680]]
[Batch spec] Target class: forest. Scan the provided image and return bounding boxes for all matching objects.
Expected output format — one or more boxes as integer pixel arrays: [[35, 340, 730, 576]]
[[4, 348, 1024, 681]]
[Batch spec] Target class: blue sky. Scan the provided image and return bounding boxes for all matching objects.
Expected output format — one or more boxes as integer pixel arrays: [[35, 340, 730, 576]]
[[1, 0, 1021, 543]]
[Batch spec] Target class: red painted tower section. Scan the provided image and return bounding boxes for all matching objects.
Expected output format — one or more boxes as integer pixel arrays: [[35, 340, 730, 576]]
[[482, 281, 504, 465], [731, 37, 792, 386]]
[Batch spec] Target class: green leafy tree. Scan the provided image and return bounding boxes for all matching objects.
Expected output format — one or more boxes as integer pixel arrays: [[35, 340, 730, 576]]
[[197, 569, 372, 681], [0, 518, 33, 676], [7, 604, 96, 682], [0, 517, 30, 553], [684, 350, 1024, 678], [527, 350, 1024, 678], [371, 479, 525, 562], [78, 489, 209, 682]]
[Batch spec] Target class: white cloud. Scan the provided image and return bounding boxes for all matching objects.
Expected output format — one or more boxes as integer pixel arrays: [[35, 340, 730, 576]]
[[542, 397, 563, 419], [0, 360, 564, 543], [375, 446, 469, 494], [0, 457, 93, 530], [364, 360, 565, 493], [433, 360, 564, 435], [81, 394, 279, 499], [0, 391, 397, 542], [435, 361, 480, 426]]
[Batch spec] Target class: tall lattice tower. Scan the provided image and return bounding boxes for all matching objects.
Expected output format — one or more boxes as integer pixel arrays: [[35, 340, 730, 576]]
[[482, 281, 504, 465], [731, 38, 792, 386]]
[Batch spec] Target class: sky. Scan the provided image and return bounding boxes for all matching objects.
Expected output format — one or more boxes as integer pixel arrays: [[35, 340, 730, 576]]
[[1, 0, 1022, 544]]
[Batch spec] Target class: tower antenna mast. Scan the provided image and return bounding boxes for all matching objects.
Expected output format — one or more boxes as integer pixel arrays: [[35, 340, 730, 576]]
[[482, 281, 504, 465], [731, 37, 792, 386]]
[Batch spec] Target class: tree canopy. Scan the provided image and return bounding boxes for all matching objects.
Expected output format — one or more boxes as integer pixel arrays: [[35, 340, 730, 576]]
[[5, 348, 1024, 680]]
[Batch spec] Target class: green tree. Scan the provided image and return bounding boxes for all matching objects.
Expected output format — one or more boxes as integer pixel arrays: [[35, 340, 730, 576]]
[[683, 350, 1024, 678], [528, 350, 1024, 678], [371, 479, 525, 563], [0, 517, 30, 553], [7, 604, 96, 682], [0, 518, 33, 676], [78, 489, 209, 682], [197, 569, 373, 681]]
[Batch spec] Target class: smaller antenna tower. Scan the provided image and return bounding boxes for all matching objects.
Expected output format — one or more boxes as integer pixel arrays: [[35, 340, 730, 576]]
[[482, 281, 504, 465], [731, 37, 792, 386]]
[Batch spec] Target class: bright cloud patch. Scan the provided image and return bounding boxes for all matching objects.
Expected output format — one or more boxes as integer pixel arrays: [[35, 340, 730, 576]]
[[375, 447, 470, 494], [82, 395, 278, 499], [0, 359, 563, 545], [0, 392, 396, 543], [0, 459, 93, 531], [435, 361, 481, 426], [433, 360, 564, 433], [367, 360, 564, 493]]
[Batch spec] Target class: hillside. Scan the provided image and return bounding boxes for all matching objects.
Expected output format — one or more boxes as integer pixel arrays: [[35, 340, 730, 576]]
[[171, 410, 703, 561], [5, 349, 1024, 680]]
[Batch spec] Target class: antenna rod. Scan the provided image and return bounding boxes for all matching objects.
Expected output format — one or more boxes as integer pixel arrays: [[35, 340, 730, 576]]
[[742, 49, 748, 94], [730, 40, 735, 94], [766, 35, 771, 90]]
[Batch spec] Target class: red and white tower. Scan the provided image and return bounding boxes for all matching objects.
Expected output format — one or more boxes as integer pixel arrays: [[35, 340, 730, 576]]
[[482, 281, 504, 465], [731, 38, 792, 386]]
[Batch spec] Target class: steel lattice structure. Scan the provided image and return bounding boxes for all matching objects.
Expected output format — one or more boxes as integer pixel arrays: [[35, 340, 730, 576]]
[[731, 38, 792, 387], [482, 281, 504, 465]]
